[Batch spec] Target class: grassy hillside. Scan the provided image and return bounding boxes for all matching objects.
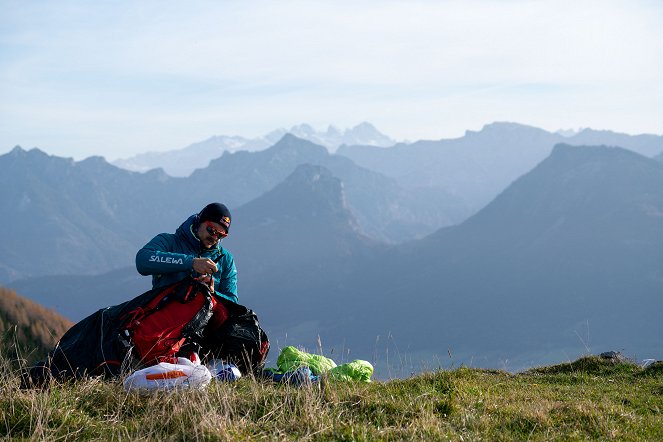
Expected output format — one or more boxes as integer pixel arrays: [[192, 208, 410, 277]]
[[0, 287, 73, 362], [2, 356, 661, 440]]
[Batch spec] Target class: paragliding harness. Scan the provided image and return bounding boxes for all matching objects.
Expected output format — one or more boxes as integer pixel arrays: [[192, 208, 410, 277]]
[[118, 278, 215, 365], [24, 277, 270, 388], [116, 277, 270, 374]]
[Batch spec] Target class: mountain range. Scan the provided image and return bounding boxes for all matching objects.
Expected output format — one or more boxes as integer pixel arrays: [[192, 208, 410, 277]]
[[338, 122, 663, 211], [4, 122, 663, 371], [7, 143, 663, 372], [112, 121, 663, 209], [0, 135, 465, 283], [112, 122, 395, 177]]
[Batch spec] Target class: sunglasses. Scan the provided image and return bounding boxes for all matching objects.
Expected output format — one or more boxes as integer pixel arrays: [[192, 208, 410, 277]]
[[204, 221, 228, 238]]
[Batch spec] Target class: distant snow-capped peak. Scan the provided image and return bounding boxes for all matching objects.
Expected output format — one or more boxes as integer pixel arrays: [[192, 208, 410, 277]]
[[112, 122, 395, 176]]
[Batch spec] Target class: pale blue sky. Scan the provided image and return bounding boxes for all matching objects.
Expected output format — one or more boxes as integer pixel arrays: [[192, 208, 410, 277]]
[[1, 0, 662, 160]]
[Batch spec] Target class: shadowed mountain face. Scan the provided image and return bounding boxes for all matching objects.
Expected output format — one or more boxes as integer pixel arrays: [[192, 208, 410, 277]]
[[337, 122, 663, 212], [186, 134, 469, 243], [227, 164, 372, 264], [336, 144, 663, 369], [0, 147, 196, 282], [223, 164, 385, 336]]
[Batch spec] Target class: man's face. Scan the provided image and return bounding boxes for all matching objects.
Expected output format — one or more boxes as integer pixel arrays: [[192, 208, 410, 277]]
[[198, 221, 228, 249]]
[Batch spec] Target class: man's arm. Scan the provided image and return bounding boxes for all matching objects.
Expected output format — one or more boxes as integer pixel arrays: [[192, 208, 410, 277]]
[[135, 234, 194, 276], [215, 254, 238, 303]]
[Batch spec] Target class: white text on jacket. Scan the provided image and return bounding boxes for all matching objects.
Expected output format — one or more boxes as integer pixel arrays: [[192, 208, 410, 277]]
[[149, 255, 184, 265]]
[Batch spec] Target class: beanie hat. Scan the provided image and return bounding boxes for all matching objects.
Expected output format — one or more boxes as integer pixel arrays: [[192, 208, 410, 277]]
[[199, 203, 231, 232]]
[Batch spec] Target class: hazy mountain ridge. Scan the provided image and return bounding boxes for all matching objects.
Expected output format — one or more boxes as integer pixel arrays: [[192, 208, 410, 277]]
[[275, 122, 395, 152], [112, 135, 271, 176], [337, 122, 663, 211], [112, 122, 395, 177], [570, 128, 663, 157]]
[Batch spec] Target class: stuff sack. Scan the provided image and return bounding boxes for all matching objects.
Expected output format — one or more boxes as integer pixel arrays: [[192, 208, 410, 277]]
[[196, 298, 269, 375], [120, 279, 215, 364], [123, 355, 212, 393]]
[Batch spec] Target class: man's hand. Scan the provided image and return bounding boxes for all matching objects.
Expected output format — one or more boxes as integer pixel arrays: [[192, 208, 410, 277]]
[[193, 257, 218, 275], [194, 274, 215, 292]]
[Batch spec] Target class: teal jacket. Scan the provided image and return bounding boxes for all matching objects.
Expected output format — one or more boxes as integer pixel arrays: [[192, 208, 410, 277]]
[[135, 214, 238, 303]]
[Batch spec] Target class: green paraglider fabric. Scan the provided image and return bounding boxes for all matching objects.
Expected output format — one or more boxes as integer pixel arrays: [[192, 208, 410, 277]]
[[272, 346, 373, 382], [329, 360, 374, 383], [276, 346, 336, 374]]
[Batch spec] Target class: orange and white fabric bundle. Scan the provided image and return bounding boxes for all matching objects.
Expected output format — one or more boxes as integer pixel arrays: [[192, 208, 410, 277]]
[[123, 356, 212, 393]]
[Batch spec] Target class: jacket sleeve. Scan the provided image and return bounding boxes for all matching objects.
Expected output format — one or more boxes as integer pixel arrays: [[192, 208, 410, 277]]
[[215, 253, 238, 303], [136, 233, 194, 276]]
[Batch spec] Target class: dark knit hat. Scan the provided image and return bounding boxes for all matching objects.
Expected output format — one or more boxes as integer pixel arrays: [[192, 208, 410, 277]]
[[199, 203, 231, 232]]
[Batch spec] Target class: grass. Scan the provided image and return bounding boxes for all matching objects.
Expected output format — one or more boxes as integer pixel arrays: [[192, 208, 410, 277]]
[[0, 355, 661, 441]]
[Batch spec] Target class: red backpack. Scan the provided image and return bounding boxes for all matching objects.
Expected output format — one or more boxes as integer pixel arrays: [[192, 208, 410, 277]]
[[120, 279, 217, 364]]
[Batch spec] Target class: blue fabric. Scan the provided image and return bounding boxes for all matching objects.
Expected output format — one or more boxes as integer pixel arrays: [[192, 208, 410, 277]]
[[262, 367, 319, 385], [136, 214, 238, 303]]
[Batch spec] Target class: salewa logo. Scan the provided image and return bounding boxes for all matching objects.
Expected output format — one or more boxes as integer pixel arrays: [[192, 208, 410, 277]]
[[149, 255, 184, 265]]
